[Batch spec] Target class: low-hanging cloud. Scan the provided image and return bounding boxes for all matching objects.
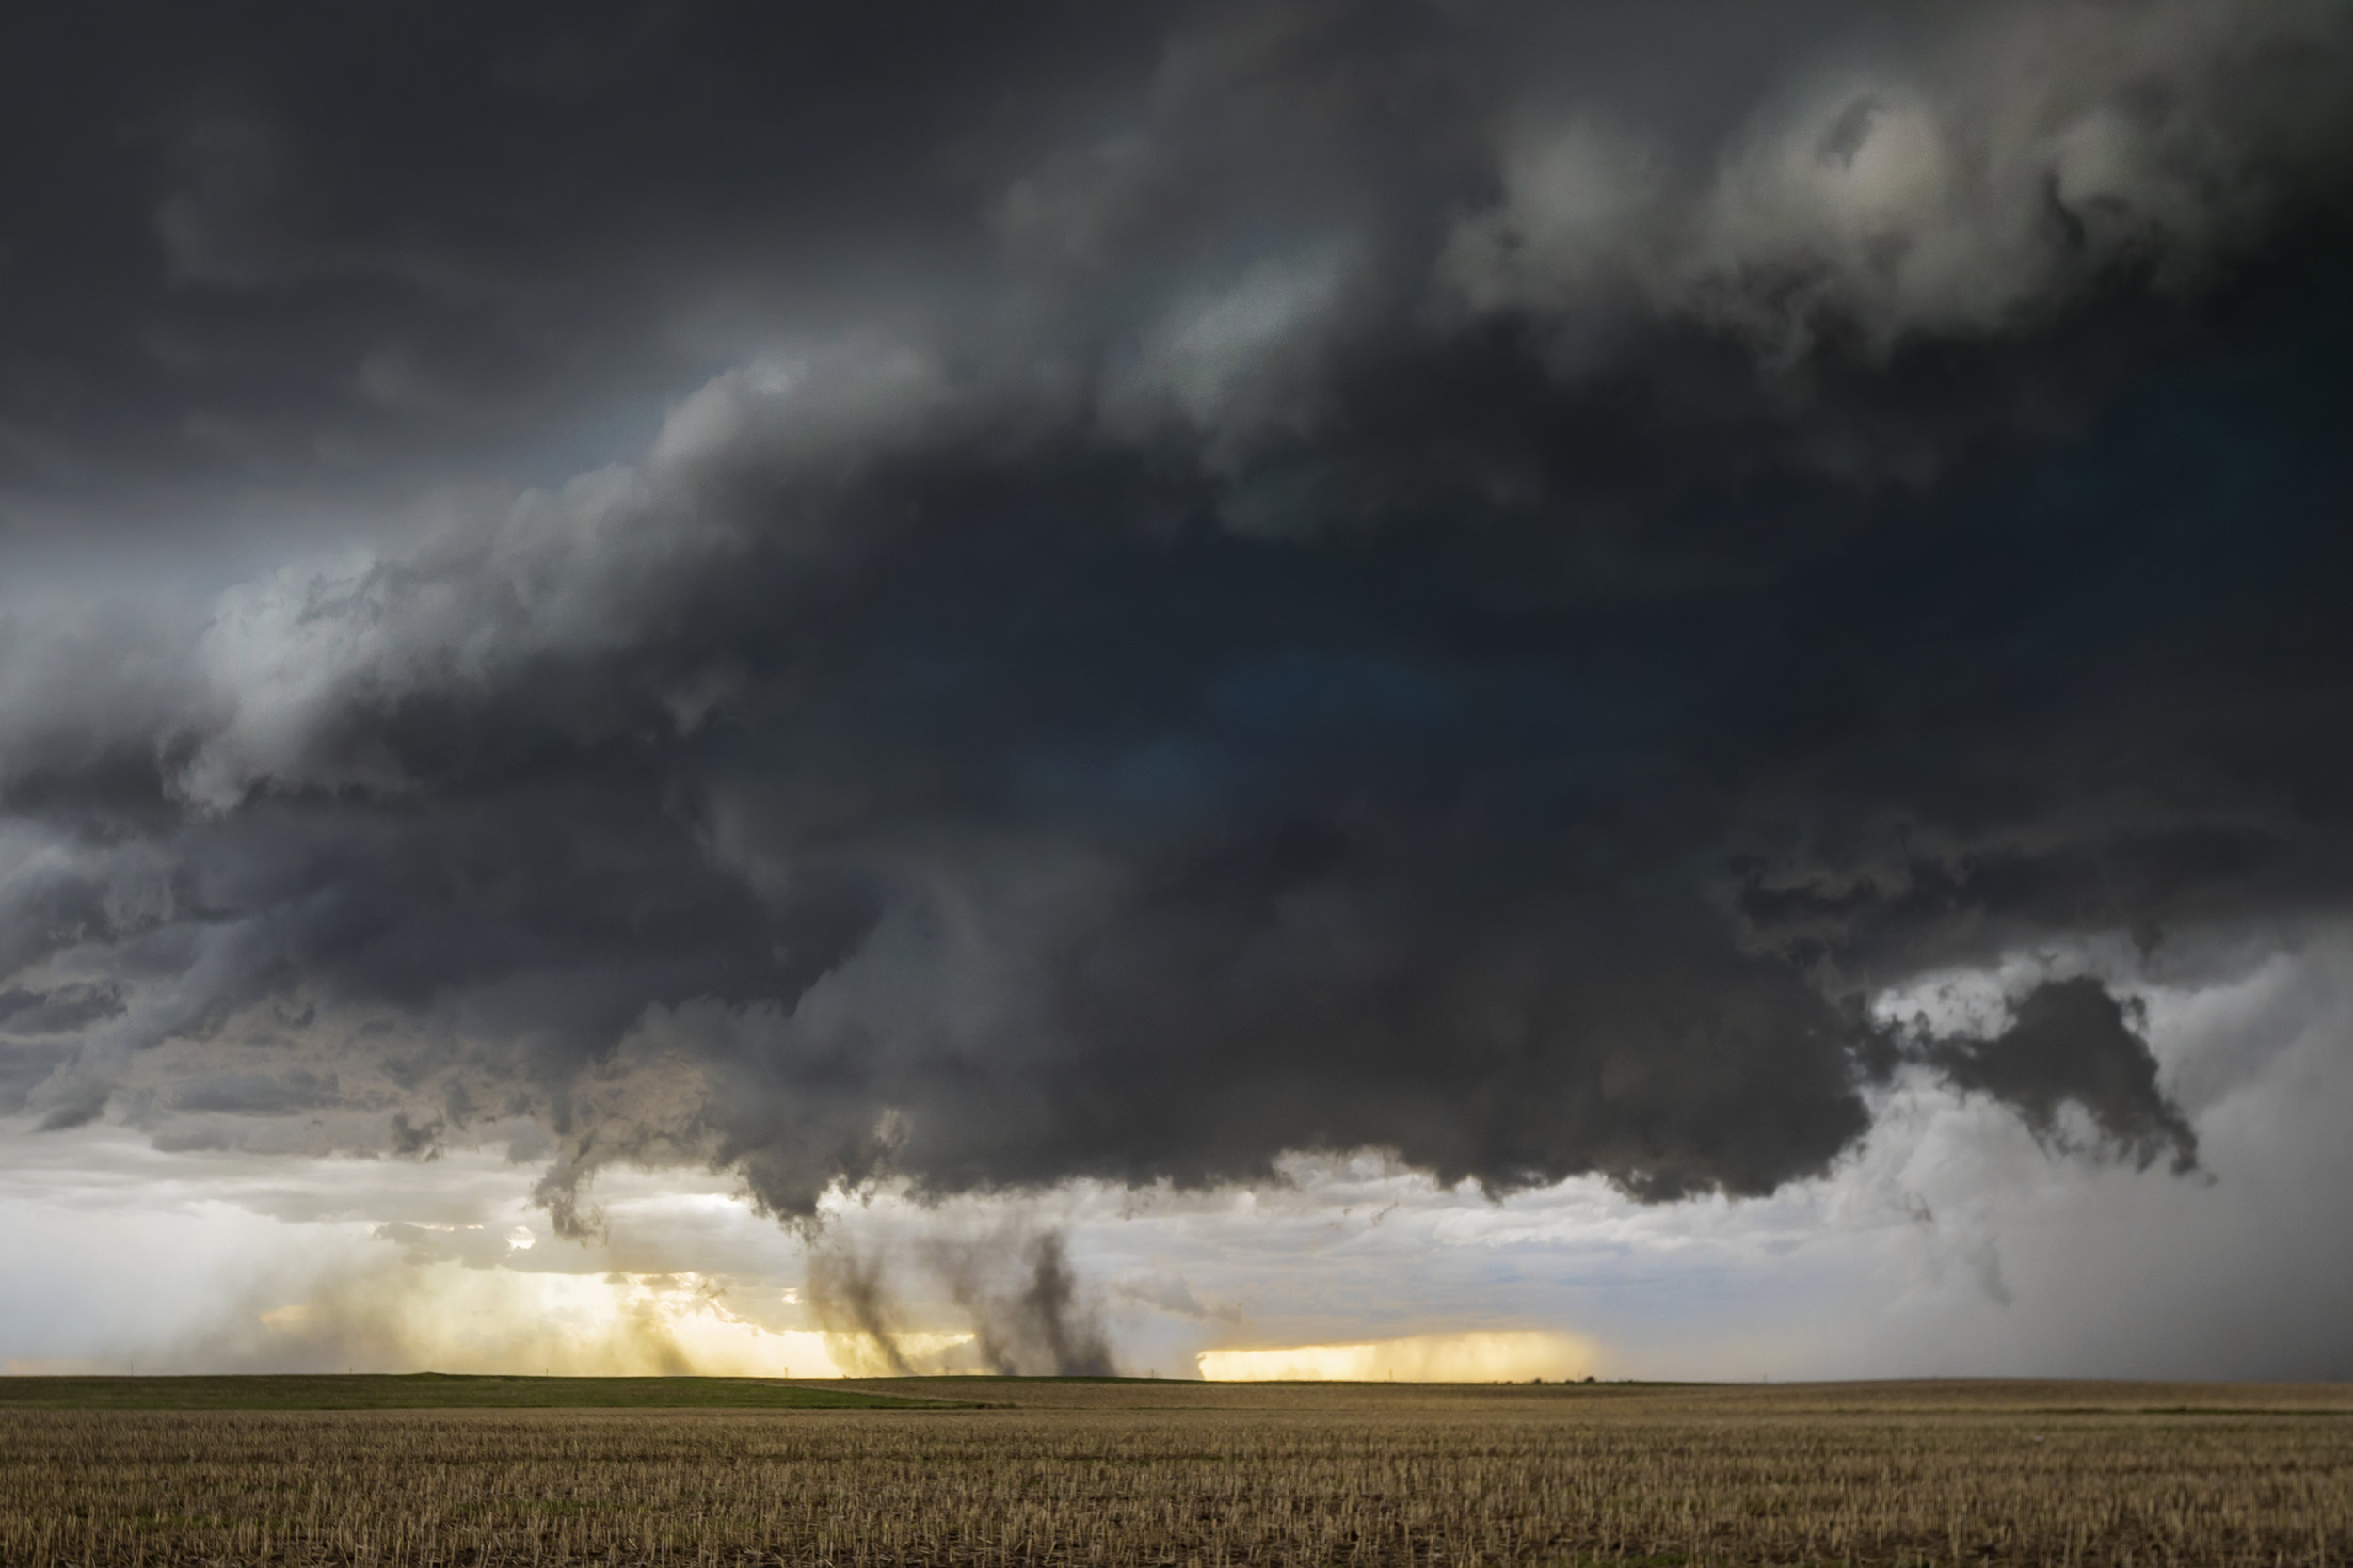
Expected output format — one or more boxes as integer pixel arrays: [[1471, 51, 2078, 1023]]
[[1923, 979, 2201, 1174]]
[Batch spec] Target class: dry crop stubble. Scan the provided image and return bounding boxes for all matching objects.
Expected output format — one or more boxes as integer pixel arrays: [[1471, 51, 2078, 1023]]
[[0, 1381, 2347, 1567]]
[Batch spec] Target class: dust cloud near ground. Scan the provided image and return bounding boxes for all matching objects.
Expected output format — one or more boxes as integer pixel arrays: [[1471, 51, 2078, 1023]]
[[808, 1226, 1117, 1378]]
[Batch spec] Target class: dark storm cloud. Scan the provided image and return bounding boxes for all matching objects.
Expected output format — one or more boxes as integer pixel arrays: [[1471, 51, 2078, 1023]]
[[170, 1067, 342, 1117], [0, 984, 123, 1036], [1, 1, 2347, 1219]]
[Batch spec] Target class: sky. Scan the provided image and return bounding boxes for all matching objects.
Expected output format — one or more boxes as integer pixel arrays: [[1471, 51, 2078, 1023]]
[[2, 0, 2350, 1382]]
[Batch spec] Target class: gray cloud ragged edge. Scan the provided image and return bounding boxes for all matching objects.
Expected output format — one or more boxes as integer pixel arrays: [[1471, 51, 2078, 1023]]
[[1923, 980, 2199, 1174], [2, 0, 2346, 1230]]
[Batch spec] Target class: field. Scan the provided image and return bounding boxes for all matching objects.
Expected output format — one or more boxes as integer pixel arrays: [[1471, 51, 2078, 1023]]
[[1, 1378, 2347, 1567]]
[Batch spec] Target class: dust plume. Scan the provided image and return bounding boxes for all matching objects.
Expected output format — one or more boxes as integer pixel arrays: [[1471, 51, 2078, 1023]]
[[930, 1230, 1117, 1378], [805, 1245, 915, 1376], [808, 1226, 1119, 1378]]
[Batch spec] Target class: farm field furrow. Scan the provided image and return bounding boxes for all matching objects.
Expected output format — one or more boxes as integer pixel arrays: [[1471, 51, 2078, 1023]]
[[1, 1380, 2346, 1568]]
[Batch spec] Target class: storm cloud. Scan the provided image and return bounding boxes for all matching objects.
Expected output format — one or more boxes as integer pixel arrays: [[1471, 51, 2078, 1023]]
[[1924, 979, 2201, 1173], [1, 1, 2347, 1236]]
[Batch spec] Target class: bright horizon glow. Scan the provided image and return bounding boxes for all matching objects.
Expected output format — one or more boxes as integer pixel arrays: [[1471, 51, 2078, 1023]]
[[223, 1262, 972, 1379], [1197, 1331, 1596, 1383]]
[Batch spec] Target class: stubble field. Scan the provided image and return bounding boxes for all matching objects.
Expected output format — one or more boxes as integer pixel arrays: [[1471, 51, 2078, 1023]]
[[1, 1377, 2347, 1568]]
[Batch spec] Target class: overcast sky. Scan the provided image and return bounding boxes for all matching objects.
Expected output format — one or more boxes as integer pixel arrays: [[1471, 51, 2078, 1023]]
[[2, 0, 2349, 1380]]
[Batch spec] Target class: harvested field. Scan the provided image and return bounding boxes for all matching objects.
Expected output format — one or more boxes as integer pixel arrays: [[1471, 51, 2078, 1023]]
[[1, 1378, 2346, 1567]]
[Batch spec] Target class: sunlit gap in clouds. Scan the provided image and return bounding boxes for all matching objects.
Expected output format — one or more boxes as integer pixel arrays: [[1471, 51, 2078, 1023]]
[[1198, 1331, 1597, 1383], [248, 1265, 974, 1380]]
